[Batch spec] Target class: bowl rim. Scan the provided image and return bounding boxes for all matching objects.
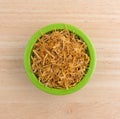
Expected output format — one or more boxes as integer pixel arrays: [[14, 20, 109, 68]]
[[24, 23, 96, 95]]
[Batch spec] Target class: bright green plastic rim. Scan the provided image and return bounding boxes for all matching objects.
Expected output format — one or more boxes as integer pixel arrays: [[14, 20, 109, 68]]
[[24, 23, 96, 95]]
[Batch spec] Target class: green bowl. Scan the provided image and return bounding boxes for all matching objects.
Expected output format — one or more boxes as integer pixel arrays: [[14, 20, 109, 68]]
[[24, 23, 96, 95]]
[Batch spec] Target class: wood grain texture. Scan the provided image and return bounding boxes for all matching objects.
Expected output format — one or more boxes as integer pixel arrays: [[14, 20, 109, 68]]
[[0, 0, 120, 119]]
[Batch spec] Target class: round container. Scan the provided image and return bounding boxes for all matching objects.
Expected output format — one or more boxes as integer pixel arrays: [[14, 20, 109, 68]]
[[24, 23, 96, 95]]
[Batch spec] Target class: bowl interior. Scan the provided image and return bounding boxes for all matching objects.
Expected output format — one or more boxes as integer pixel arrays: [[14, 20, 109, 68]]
[[24, 23, 96, 95]]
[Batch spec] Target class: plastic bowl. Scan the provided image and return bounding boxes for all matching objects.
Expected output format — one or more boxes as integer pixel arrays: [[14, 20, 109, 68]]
[[24, 23, 96, 95]]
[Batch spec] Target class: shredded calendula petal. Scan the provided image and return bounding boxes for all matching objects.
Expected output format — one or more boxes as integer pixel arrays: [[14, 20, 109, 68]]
[[31, 29, 90, 89]]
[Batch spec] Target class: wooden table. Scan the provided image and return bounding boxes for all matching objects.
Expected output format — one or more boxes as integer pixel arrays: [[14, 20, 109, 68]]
[[0, 0, 120, 119]]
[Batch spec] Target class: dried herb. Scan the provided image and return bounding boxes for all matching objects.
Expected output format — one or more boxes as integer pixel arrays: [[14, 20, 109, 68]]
[[31, 29, 90, 89]]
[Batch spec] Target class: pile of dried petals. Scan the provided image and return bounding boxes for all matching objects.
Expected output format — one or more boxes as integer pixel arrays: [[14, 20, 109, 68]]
[[31, 29, 90, 89]]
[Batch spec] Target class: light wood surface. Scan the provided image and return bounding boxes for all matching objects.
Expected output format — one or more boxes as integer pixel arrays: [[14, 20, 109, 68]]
[[0, 0, 120, 119]]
